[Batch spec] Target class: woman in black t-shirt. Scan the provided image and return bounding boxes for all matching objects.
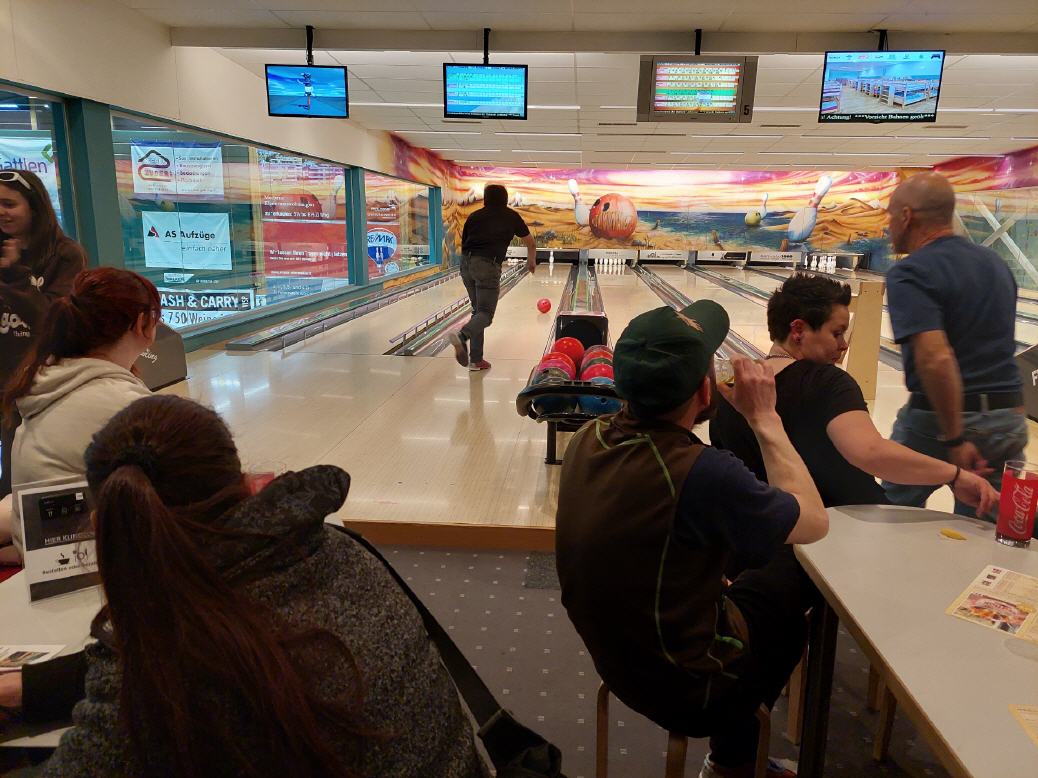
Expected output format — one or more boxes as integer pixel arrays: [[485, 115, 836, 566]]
[[710, 273, 997, 513]]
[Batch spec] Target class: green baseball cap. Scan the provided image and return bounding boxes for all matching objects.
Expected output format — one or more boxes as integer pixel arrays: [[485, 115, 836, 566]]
[[613, 300, 730, 414]]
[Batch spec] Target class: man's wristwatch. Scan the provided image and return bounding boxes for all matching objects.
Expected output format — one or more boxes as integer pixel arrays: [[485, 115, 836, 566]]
[[940, 435, 967, 449]]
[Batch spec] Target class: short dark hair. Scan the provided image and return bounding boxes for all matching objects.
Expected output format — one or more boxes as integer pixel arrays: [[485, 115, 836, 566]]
[[767, 273, 852, 341], [483, 184, 508, 207]]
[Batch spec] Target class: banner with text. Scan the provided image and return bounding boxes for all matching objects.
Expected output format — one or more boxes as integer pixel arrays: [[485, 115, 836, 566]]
[[142, 211, 232, 271], [0, 135, 64, 226], [130, 141, 225, 198], [158, 287, 255, 328]]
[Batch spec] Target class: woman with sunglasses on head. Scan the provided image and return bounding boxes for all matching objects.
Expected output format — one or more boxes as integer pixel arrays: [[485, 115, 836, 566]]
[[27, 394, 488, 778], [0, 169, 88, 499], [0, 268, 156, 567]]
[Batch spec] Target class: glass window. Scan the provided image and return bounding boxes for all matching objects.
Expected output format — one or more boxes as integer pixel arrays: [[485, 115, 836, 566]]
[[111, 112, 350, 332], [0, 88, 72, 233], [364, 171, 431, 279]]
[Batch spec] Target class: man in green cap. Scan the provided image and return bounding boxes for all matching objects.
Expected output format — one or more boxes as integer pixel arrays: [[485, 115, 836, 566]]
[[556, 300, 828, 778]]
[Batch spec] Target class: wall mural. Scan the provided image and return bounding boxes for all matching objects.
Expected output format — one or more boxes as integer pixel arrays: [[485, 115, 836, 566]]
[[391, 135, 896, 264], [390, 134, 1038, 277]]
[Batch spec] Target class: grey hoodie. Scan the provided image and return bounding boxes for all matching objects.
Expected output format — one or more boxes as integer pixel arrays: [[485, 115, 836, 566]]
[[12, 357, 150, 488]]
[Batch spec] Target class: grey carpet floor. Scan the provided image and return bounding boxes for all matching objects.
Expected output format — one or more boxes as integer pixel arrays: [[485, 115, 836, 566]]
[[390, 546, 951, 778]]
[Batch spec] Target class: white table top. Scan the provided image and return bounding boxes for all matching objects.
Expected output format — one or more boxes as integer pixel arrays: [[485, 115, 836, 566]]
[[796, 505, 1038, 778], [0, 571, 103, 749]]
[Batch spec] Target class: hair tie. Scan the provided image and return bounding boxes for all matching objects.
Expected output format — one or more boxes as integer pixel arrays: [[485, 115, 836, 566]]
[[110, 443, 159, 481]]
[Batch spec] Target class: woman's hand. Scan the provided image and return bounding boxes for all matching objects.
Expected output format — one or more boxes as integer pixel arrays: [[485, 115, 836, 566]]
[[952, 469, 1000, 518], [0, 238, 21, 269], [0, 670, 23, 720]]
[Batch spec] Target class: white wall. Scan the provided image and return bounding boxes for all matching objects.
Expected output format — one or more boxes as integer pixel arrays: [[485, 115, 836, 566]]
[[0, 0, 393, 171]]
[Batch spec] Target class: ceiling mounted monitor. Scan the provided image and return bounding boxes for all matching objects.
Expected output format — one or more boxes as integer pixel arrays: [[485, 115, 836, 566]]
[[819, 50, 945, 123], [637, 55, 758, 123], [443, 63, 528, 120], [265, 64, 349, 118]]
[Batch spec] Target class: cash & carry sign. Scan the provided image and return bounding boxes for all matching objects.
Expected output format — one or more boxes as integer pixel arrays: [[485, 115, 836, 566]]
[[158, 288, 256, 328]]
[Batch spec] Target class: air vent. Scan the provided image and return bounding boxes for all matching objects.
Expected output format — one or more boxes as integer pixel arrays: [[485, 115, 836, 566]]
[[598, 122, 638, 127], [760, 124, 801, 128]]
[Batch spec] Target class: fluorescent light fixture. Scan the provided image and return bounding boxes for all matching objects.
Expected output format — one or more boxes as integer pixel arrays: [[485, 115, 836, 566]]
[[1012, 136, 1038, 141], [514, 149, 581, 154], [667, 151, 745, 155], [529, 104, 581, 110], [496, 132, 583, 137], [397, 129, 482, 135], [927, 153, 1006, 157], [453, 159, 499, 164], [895, 136, 991, 141], [800, 135, 899, 139], [352, 101, 440, 108], [840, 152, 911, 156], [754, 106, 817, 112], [429, 148, 501, 152], [598, 105, 636, 109], [998, 108, 1038, 113], [938, 108, 997, 113], [760, 151, 833, 155], [705, 134, 784, 139]]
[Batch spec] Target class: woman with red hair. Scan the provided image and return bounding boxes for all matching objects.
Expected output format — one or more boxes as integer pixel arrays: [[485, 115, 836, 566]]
[[0, 267, 159, 564]]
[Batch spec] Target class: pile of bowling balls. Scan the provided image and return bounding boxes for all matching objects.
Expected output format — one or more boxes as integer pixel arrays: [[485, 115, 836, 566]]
[[529, 339, 621, 418]]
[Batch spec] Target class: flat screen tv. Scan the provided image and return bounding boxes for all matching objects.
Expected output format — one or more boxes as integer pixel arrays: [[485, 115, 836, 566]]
[[636, 55, 758, 123], [443, 63, 528, 120], [266, 64, 349, 118], [818, 50, 945, 123]]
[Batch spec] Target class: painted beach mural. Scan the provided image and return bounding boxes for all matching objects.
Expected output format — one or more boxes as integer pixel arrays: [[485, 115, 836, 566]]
[[391, 134, 897, 265]]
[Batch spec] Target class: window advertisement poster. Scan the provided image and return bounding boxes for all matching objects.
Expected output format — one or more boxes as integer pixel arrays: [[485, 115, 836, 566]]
[[366, 191, 401, 277], [15, 478, 99, 602], [0, 135, 64, 225], [158, 287, 256, 328], [142, 211, 232, 271], [257, 150, 349, 280], [130, 141, 225, 198]]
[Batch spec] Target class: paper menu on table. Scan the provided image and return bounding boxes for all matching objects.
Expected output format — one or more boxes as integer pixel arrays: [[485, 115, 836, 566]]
[[1010, 705, 1038, 749], [946, 565, 1038, 642], [0, 645, 64, 672]]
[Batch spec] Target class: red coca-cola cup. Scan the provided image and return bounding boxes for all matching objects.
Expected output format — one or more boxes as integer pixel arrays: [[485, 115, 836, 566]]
[[996, 460, 1037, 548]]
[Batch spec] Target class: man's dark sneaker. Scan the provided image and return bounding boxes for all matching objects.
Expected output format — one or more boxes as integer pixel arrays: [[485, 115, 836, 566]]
[[448, 332, 469, 367]]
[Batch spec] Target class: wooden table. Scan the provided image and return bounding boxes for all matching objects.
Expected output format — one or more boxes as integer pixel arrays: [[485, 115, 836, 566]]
[[0, 571, 102, 749], [795, 505, 1038, 778]]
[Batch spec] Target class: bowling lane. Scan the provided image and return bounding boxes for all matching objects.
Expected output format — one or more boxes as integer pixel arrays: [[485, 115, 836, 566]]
[[595, 264, 670, 337], [290, 273, 471, 356]]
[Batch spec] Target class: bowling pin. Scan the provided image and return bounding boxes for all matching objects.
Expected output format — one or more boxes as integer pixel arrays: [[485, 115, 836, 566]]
[[549, 250, 555, 266], [760, 193, 769, 219], [811, 257, 818, 270], [788, 175, 833, 243], [568, 179, 590, 227]]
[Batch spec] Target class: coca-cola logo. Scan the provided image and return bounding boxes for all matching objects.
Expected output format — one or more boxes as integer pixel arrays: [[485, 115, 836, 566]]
[[1008, 482, 1034, 534]]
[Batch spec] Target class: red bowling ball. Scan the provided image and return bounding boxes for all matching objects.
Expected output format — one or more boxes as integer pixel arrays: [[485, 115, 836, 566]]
[[541, 351, 577, 376], [553, 337, 585, 366], [589, 194, 638, 240], [538, 357, 576, 380], [537, 298, 552, 313], [581, 362, 614, 381]]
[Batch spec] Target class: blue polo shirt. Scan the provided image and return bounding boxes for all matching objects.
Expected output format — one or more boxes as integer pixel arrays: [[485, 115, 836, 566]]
[[886, 235, 1021, 395]]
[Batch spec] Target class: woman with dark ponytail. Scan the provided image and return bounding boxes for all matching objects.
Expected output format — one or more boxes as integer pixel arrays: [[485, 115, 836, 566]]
[[0, 169, 87, 497], [0, 267, 157, 564], [36, 394, 488, 778]]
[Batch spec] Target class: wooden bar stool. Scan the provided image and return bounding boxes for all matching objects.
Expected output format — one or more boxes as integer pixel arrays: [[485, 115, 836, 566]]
[[595, 682, 772, 778]]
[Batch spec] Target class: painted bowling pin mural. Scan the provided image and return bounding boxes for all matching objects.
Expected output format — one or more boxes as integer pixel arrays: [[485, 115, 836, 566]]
[[788, 175, 833, 243], [569, 178, 590, 226]]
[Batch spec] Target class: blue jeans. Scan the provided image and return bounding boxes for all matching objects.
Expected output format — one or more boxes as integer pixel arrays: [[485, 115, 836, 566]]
[[882, 405, 1028, 521]]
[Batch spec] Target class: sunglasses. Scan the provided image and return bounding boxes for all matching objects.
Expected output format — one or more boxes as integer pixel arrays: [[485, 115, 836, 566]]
[[0, 171, 32, 191]]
